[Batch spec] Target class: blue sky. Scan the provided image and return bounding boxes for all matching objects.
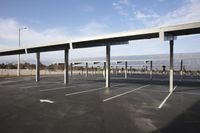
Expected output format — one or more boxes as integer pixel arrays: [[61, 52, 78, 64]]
[[0, 0, 200, 63]]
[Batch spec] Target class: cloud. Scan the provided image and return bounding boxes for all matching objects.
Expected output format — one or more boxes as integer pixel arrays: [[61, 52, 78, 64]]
[[148, 0, 200, 26], [0, 18, 19, 41], [0, 18, 109, 48], [118, 0, 130, 5], [134, 10, 159, 20], [77, 21, 108, 36], [0, 18, 71, 49], [112, 0, 132, 17], [81, 4, 95, 12], [113, 0, 200, 28]]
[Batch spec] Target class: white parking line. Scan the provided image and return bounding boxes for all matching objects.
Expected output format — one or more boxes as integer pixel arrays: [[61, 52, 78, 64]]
[[175, 92, 200, 96], [40, 99, 54, 103], [158, 85, 177, 109], [102, 84, 150, 102], [0, 81, 17, 85], [65, 84, 123, 96], [0, 78, 34, 85], [139, 89, 168, 93], [39, 86, 74, 92], [20, 85, 40, 89]]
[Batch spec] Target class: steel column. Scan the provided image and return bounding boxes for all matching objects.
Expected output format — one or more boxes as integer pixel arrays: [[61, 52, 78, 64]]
[[17, 55, 20, 76], [130, 66, 132, 75], [64, 49, 69, 84], [169, 40, 174, 93], [106, 45, 111, 88], [36, 52, 40, 82], [17, 29, 21, 77], [150, 61, 153, 80], [115, 66, 118, 76], [70, 63, 73, 77], [103, 62, 106, 78], [125, 61, 128, 79], [180, 59, 183, 81], [85, 62, 88, 77]]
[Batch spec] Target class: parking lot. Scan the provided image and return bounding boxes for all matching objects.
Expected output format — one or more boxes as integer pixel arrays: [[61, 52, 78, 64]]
[[0, 74, 200, 133]]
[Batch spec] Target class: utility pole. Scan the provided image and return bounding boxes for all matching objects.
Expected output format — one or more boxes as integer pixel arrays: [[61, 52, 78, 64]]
[[17, 27, 27, 76]]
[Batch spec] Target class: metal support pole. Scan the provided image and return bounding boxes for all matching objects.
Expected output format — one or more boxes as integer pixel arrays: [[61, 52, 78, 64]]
[[17, 55, 20, 76], [115, 66, 118, 76], [36, 52, 40, 82], [95, 67, 97, 76], [169, 40, 174, 93], [106, 45, 110, 88], [17, 29, 21, 77], [82, 67, 84, 75], [150, 61, 153, 80], [92, 66, 94, 76], [64, 49, 69, 84], [103, 62, 106, 78], [180, 59, 183, 81], [130, 66, 132, 75], [85, 62, 88, 77], [146, 64, 148, 71], [125, 61, 127, 79], [70, 63, 73, 77]]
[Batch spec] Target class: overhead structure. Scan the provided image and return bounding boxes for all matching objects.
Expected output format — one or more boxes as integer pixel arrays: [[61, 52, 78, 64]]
[[0, 22, 200, 91]]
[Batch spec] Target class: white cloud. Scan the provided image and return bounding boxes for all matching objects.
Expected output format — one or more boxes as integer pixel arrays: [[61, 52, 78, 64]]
[[113, 0, 200, 28], [112, 2, 123, 10], [0, 18, 19, 40], [0, 18, 109, 48], [134, 10, 159, 19], [0, 18, 71, 49], [118, 0, 130, 5], [76, 21, 108, 36], [81, 4, 95, 12], [112, 0, 131, 17], [149, 0, 200, 26]]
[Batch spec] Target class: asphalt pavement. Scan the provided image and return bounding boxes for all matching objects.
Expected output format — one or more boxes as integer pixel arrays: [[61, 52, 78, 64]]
[[0, 74, 200, 133]]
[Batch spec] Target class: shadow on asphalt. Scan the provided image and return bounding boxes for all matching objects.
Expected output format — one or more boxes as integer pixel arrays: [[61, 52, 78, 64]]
[[151, 100, 200, 133]]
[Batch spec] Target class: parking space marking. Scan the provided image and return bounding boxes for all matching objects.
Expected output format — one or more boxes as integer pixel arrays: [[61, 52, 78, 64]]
[[175, 92, 200, 96], [0, 78, 35, 85], [39, 86, 74, 92], [158, 85, 177, 109], [139, 89, 168, 93], [102, 84, 150, 102], [40, 99, 54, 103], [0, 81, 18, 85], [65, 84, 123, 96], [20, 85, 40, 89]]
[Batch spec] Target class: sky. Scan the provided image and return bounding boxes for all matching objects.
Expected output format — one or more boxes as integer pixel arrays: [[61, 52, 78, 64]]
[[0, 0, 200, 63]]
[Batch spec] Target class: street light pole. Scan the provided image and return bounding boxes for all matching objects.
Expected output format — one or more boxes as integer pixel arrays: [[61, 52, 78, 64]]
[[17, 28, 21, 76], [17, 27, 27, 77]]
